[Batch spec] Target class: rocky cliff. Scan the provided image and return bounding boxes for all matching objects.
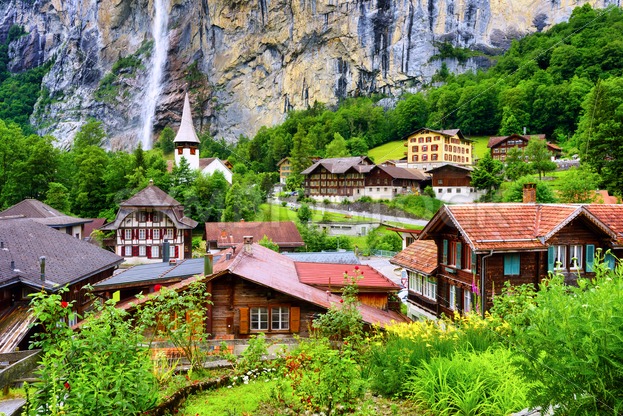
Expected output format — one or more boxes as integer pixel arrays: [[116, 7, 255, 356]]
[[0, 0, 619, 148]]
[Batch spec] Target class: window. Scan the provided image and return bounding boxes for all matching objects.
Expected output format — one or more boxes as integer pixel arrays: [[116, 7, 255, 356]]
[[139, 229, 146, 240], [434, 136, 440, 141], [464, 291, 472, 313], [570, 245, 582, 269], [504, 254, 520, 275], [152, 245, 160, 258], [422, 145, 428, 152], [422, 154, 428, 161], [166, 229, 174, 239], [271, 307, 290, 330], [553, 245, 566, 269], [138, 211, 147, 222], [124, 246, 132, 256], [437, 179, 443, 185], [456, 188, 461, 193], [139, 245, 146, 256], [170, 245, 176, 258], [432, 154, 438, 161], [449, 285, 456, 310], [418, 137, 424, 143], [442, 240, 448, 264], [412, 146, 418, 152], [426, 136, 432, 142], [153, 229, 160, 240], [447, 188, 452, 193], [431, 144, 438, 151], [408, 271, 436, 300], [250, 307, 269, 330], [152, 212, 160, 223], [412, 155, 418, 162], [124, 229, 132, 240]]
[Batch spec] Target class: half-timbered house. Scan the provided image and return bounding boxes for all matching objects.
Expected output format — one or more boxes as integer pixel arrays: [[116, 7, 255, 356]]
[[301, 156, 374, 202], [100, 181, 198, 264]]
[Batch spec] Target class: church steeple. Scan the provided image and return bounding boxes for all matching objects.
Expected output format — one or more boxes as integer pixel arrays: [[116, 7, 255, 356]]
[[174, 92, 200, 170]]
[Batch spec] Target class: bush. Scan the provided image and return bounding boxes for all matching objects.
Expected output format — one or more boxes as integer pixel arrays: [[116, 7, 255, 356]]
[[386, 194, 443, 220], [357, 196, 373, 203]]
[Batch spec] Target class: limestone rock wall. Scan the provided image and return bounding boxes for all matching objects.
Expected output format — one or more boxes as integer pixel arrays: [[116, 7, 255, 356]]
[[0, 0, 619, 148]]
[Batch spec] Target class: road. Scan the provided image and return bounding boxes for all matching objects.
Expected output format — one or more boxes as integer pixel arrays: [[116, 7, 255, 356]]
[[278, 200, 429, 228]]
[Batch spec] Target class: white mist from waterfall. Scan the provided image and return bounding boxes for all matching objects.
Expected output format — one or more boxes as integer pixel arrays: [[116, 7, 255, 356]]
[[140, 0, 170, 150]]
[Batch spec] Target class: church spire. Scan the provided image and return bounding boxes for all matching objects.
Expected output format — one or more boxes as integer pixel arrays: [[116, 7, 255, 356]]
[[174, 92, 200, 144]]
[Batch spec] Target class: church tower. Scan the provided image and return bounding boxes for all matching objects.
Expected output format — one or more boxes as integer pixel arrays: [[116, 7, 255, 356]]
[[173, 93, 200, 170]]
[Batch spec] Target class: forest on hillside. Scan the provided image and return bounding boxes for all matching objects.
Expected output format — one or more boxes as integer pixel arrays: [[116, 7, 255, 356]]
[[1, 4, 623, 220]]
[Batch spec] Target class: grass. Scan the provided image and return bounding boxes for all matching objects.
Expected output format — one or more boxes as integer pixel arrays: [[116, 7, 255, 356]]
[[180, 379, 278, 415], [469, 135, 490, 160], [368, 141, 406, 163], [258, 203, 376, 223]]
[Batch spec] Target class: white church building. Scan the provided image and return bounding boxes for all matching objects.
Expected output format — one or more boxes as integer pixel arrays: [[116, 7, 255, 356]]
[[173, 93, 233, 184]]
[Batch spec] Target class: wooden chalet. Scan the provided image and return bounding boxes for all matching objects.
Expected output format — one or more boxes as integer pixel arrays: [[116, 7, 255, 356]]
[[100, 182, 198, 264], [0, 199, 93, 239], [294, 263, 401, 310], [0, 217, 123, 352], [113, 240, 408, 340], [393, 202, 623, 319], [487, 133, 562, 161], [426, 164, 484, 203], [364, 165, 430, 199], [301, 156, 374, 202], [204, 221, 304, 252]]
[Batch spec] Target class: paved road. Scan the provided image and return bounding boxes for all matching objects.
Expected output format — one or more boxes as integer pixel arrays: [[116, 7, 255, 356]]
[[276, 200, 429, 227]]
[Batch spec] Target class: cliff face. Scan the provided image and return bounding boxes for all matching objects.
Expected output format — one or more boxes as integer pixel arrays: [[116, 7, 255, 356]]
[[0, 0, 619, 148]]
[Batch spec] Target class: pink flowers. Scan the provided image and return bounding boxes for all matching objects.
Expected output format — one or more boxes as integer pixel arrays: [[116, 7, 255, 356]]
[[60, 301, 68, 308]]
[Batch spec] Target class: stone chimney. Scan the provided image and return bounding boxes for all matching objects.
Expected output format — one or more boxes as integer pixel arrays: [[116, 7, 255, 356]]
[[243, 236, 253, 254], [523, 183, 537, 203]]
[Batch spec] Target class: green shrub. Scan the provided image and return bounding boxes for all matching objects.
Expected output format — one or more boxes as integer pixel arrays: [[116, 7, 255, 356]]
[[386, 194, 443, 220]]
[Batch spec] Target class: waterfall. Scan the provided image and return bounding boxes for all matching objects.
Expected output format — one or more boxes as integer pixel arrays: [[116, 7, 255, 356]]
[[140, 0, 170, 150]]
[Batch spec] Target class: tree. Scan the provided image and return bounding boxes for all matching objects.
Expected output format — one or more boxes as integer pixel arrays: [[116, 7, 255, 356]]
[[71, 145, 109, 218], [222, 183, 255, 222], [324, 133, 350, 158], [73, 119, 106, 152], [290, 124, 315, 174], [297, 203, 312, 223], [557, 167, 599, 203], [392, 93, 429, 139], [524, 139, 557, 180], [154, 126, 175, 154], [346, 137, 368, 156], [471, 153, 503, 201], [258, 235, 279, 252], [498, 106, 524, 136], [44, 182, 71, 213], [574, 77, 623, 193], [504, 147, 533, 181], [502, 176, 557, 203]]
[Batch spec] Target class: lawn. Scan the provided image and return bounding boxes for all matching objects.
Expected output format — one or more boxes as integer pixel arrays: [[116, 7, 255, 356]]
[[258, 203, 375, 223], [469, 135, 490, 160], [368, 141, 405, 163]]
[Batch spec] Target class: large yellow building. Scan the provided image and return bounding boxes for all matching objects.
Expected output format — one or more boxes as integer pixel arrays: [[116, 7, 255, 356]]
[[404, 128, 473, 170]]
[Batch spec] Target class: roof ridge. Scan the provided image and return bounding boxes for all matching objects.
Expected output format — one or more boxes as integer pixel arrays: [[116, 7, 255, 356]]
[[534, 204, 542, 237]]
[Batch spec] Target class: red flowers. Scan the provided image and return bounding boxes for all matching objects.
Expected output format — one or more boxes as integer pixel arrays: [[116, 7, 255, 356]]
[[64, 381, 70, 390], [354, 266, 359, 270], [339, 299, 344, 303], [60, 301, 68, 308], [154, 284, 162, 292]]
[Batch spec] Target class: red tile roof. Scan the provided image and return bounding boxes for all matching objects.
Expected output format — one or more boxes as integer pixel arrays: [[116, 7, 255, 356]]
[[116, 244, 408, 327], [295, 263, 400, 291], [585, 205, 623, 242], [420, 204, 623, 251], [390, 240, 438, 275], [205, 221, 304, 249]]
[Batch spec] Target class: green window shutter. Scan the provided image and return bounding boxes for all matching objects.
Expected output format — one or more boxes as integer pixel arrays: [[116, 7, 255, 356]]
[[504, 255, 511, 275], [548, 246, 555, 272], [585, 244, 595, 272], [456, 242, 462, 268], [512, 254, 520, 275], [443, 240, 448, 264], [606, 252, 616, 270], [471, 251, 477, 274], [504, 254, 520, 275]]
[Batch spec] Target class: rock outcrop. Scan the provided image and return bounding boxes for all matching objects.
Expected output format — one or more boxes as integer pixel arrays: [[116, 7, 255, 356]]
[[0, 0, 618, 148]]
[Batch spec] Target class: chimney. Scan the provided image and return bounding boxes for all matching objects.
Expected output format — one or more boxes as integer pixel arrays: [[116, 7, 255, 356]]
[[523, 183, 537, 204], [10, 260, 15, 271], [204, 253, 213, 276], [149, 179, 154, 186], [39, 256, 46, 281], [523, 126, 527, 135], [162, 239, 170, 263], [243, 236, 253, 254]]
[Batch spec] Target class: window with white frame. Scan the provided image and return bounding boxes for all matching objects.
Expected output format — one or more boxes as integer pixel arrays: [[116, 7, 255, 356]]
[[464, 290, 472, 313], [138, 211, 147, 222], [124, 229, 132, 240], [153, 229, 160, 240], [152, 245, 160, 258], [170, 245, 176, 258], [554, 245, 566, 269], [138, 229, 146, 240], [124, 246, 132, 256], [449, 285, 456, 310], [166, 229, 174, 239], [139, 246, 146, 256], [570, 245, 583, 269], [250, 307, 269, 330], [271, 307, 290, 330], [422, 276, 437, 300], [152, 212, 160, 223]]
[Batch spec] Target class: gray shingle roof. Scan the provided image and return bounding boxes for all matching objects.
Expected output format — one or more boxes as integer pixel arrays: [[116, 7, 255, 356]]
[[0, 199, 92, 227], [120, 185, 182, 208], [283, 251, 361, 264], [0, 218, 123, 291], [301, 156, 374, 175]]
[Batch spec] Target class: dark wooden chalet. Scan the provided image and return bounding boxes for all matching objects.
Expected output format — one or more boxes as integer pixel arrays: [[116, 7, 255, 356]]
[[301, 156, 374, 201], [0, 217, 123, 352], [364, 165, 430, 198], [410, 203, 623, 318], [487, 133, 562, 161], [114, 241, 408, 340]]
